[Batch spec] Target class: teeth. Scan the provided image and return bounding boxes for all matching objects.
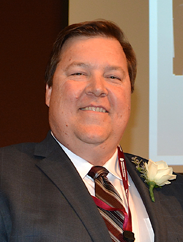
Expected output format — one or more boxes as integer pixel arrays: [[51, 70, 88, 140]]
[[81, 107, 107, 113]]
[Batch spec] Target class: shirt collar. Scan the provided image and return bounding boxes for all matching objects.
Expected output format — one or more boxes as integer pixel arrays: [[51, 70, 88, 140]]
[[52, 132, 122, 180], [103, 149, 122, 180]]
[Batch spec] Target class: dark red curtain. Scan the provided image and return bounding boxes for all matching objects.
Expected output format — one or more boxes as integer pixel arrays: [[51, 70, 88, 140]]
[[0, 0, 68, 147]]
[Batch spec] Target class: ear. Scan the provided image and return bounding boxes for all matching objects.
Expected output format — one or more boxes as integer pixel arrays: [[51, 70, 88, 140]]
[[45, 84, 52, 107]]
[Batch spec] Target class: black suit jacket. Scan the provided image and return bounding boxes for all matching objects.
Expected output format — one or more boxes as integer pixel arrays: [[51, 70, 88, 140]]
[[0, 132, 183, 242]]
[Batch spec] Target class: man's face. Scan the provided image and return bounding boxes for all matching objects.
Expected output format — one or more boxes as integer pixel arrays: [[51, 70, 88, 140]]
[[46, 36, 131, 155]]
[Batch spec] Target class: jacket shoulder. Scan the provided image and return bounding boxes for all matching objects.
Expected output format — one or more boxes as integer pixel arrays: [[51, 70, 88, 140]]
[[0, 142, 37, 161], [124, 152, 148, 161]]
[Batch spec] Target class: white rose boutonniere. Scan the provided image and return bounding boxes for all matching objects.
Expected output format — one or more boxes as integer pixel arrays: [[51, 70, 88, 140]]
[[132, 157, 177, 202]]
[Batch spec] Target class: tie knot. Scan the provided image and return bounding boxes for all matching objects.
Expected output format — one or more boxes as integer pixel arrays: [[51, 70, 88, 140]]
[[88, 166, 109, 180]]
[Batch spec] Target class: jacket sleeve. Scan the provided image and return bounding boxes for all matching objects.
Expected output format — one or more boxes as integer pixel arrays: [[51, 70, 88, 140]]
[[0, 192, 12, 242]]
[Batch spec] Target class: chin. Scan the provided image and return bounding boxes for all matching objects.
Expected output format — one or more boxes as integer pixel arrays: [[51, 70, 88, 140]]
[[78, 131, 110, 145]]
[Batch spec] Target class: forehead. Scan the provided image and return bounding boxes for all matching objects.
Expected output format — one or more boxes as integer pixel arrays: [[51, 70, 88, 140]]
[[62, 35, 122, 52], [59, 35, 127, 64]]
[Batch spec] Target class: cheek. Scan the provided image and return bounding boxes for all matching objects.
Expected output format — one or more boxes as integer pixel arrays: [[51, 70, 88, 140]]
[[112, 87, 131, 113], [62, 81, 84, 101], [123, 95, 131, 116], [127, 95, 131, 112], [115, 94, 131, 124], [50, 82, 84, 116]]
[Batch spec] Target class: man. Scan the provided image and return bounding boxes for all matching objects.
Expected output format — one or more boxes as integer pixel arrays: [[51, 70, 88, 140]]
[[0, 20, 183, 242]]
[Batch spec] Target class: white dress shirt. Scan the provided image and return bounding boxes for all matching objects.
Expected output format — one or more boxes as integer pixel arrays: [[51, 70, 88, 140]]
[[56, 139, 154, 242]]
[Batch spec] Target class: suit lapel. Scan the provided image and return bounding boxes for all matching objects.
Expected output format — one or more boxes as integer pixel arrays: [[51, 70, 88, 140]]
[[33, 133, 167, 241], [124, 153, 167, 242], [34, 132, 111, 242]]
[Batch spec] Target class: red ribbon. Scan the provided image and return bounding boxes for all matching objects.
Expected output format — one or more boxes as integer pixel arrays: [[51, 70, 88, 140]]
[[92, 146, 132, 232], [92, 196, 127, 214], [118, 146, 132, 231]]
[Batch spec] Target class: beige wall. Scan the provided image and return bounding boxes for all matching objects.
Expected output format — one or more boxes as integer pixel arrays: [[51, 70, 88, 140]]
[[69, 0, 149, 158], [69, 0, 183, 172]]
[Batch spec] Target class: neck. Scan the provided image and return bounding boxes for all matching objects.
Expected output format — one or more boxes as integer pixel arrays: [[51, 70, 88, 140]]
[[55, 137, 118, 166], [70, 143, 117, 166], [51, 130, 121, 165]]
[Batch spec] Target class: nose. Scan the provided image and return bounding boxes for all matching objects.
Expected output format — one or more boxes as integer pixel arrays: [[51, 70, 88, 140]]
[[85, 74, 108, 97]]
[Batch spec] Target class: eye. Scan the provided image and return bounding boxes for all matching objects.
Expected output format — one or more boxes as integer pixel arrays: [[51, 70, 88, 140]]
[[71, 72, 83, 76], [109, 75, 121, 81], [70, 71, 89, 77]]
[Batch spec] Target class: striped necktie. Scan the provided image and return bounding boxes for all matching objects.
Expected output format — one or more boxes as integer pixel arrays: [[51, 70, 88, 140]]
[[88, 166, 135, 242]]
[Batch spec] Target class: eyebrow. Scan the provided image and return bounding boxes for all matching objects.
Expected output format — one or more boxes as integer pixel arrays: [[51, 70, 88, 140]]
[[65, 62, 90, 71], [104, 65, 126, 73]]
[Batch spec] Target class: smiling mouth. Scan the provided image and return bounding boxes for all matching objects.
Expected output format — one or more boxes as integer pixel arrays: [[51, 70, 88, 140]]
[[80, 106, 108, 113]]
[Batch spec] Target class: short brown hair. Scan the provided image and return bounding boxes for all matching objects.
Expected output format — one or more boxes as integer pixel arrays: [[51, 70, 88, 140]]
[[45, 20, 137, 92]]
